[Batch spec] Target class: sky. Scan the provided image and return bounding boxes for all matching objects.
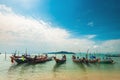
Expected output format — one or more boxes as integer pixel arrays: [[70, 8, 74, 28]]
[[0, 0, 120, 53]]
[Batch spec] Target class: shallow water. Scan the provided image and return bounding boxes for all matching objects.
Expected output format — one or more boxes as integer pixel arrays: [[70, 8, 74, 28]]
[[0, 54, 120, 80]]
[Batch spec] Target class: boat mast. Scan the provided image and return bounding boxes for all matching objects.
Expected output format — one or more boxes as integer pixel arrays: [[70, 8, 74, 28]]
[[5, 51, 6, 60], [25, 48, 27, 55], [86, 49, 89, 59]]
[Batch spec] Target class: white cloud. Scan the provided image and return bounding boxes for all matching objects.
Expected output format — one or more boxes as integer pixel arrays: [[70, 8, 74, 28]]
[[0, 4, 13, 14], [87, 21, 94, 27], [12, 0, 42, 9], [93, 45, 99, 49], [98, 40, 120, 53], [0, 4, 120, 53], [85, 35, 96, 39]]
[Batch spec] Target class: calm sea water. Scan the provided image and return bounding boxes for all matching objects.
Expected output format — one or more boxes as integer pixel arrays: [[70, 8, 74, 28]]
[[0, 53, 120, 80]]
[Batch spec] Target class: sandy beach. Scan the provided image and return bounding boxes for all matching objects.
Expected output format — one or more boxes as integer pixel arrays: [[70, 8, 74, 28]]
[[0, 71, 120, 80]]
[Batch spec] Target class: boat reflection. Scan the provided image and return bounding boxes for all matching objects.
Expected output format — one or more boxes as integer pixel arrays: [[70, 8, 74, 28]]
[[53, 63, 66, 72]]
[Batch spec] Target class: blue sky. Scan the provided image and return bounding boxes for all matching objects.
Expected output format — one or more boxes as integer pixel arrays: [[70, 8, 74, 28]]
[[0, 0, 120, 53], [1, 0, 120, 40]]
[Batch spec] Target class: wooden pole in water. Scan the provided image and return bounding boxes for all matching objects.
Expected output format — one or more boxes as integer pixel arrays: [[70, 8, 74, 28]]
[[86, 49, 89, 59], [15, 50, 17, 54], [18, 51, 19, 56], [25, 48, 27, 55], [79, 49, 81, 58], [5, 51, 6, 60]]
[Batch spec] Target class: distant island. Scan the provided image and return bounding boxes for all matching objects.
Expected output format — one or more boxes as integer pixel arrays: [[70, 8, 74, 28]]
[[47, 51, 75, 54]]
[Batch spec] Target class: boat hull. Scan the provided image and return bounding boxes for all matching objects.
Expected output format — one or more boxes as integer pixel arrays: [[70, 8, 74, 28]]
[[55, 59, 66, 64], [15, 59, 28, 64], [99, 60, 114, 64]]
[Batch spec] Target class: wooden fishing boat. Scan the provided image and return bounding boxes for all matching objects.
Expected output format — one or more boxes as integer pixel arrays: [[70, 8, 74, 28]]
[[72, 55, 99, 64], [10, 54, 52, 64], [98, 57, 115, 64], [88, 59, 100, 63], [13, 58, 28, 64], [25, 55, 52, 64], [10, 55, 28, 64], [99, 59, 114, 64], [72, 55, 87, 63], [31, 57, 52, 64], [53, 55, 66, 64], [72, 58, 88, 63]]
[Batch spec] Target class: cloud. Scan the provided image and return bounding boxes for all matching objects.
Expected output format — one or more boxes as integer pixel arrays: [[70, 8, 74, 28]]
[[87, 21, 94, 27], [0, 4, 120, 53], [85, 35, 96, 39], [0, 4, 13, 14], [98, 39, 120, 53], [11, 0, 42, 9]]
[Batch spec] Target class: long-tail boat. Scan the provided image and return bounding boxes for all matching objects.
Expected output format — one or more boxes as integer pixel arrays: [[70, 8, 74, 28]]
[[72, 55, 88, 63], [10, 55, 28, 64], [72, 55, 99, 64], [10, 54, 52, 64], [53, 55, 66, 64], [24, 54, 52, 64], [99, 57, 114, 64]]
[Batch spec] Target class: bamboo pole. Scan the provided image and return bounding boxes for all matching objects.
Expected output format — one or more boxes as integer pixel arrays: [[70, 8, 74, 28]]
[[5, 51, 6, 60], [86, 49, 89, 59], [18, 51, 19, 56]]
